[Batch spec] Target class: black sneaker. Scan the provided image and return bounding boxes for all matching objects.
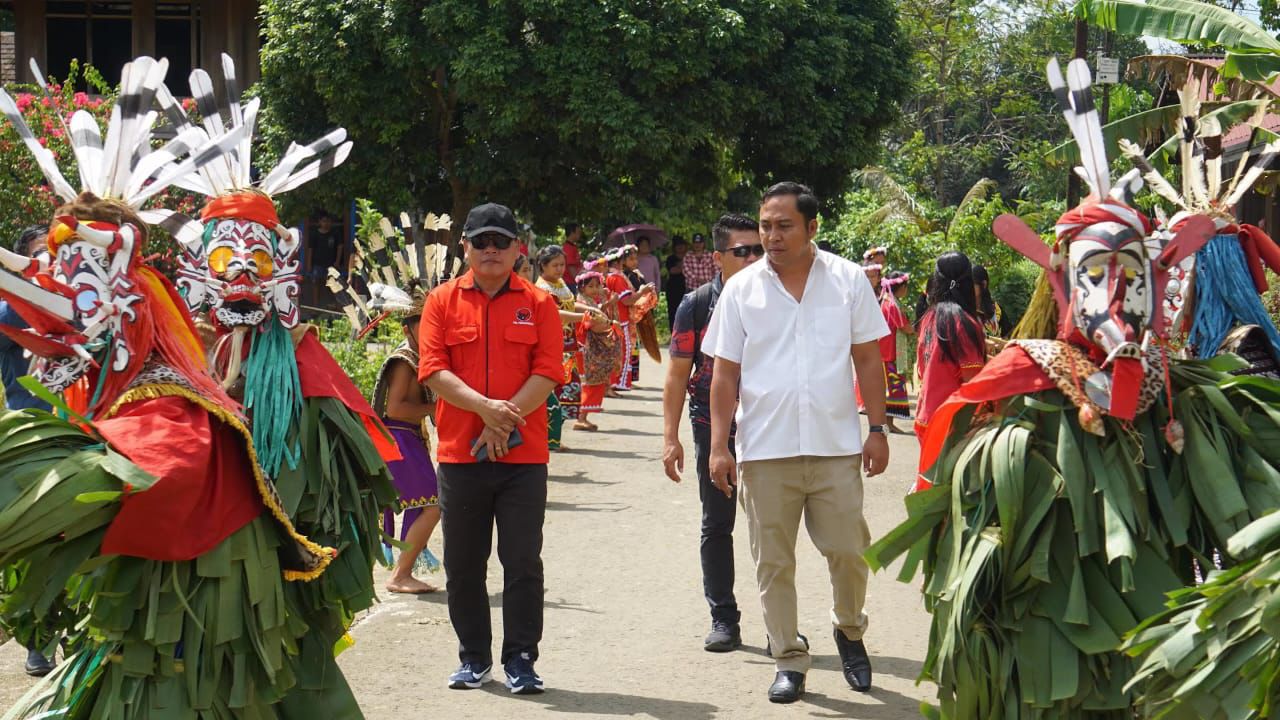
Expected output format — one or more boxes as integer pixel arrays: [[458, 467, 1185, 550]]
[[504, 653, 544, 694], [833, 629, 873, 691], [447, 661, 493, 689], [24, 649, 53, 678], [764, 632, 809, 658], [704, 621, 742, 652]]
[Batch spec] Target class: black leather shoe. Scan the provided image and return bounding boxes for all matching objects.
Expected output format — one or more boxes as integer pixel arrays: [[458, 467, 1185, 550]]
[[768, 671, 806, 703], [24, 649, 53, 677], [833, 629, 872, 691]]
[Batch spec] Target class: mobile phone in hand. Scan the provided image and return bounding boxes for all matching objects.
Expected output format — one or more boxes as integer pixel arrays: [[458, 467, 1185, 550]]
[[473, 428, 524, 462]]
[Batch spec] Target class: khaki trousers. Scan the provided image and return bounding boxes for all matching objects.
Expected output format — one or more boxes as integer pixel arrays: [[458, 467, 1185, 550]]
[[739, 454, 871, 673]]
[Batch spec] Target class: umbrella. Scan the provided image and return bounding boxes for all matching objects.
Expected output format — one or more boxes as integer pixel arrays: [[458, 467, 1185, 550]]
[[605, 224, 668, 249]]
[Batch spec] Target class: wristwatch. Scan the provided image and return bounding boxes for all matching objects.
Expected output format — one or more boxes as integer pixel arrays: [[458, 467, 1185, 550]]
[[867, 424, 888, 435]]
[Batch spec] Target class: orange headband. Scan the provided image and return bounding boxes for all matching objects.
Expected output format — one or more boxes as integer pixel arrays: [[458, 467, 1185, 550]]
[[200, 192, 282, 230]]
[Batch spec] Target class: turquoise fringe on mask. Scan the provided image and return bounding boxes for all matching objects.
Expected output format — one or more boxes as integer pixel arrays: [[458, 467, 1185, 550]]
[[243, 318, 302, 478]]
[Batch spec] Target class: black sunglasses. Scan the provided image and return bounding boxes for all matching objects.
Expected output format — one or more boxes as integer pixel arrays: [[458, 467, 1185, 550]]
[[469, 235, 516, 251], [728, 244, 765, 258]]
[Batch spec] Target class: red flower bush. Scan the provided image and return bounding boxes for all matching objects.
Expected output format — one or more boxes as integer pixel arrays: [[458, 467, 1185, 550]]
[[0, 61, 199, 282]]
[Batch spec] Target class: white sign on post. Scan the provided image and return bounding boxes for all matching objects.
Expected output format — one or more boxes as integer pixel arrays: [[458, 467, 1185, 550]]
[[1096, 56, 1121, 85]]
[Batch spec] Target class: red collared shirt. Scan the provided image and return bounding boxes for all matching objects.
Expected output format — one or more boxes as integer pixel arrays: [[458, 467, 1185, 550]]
[[418, 270, 564, 464]]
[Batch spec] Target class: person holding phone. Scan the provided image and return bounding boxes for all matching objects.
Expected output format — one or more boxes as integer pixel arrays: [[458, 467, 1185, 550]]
[[418, 202, 563, 696]]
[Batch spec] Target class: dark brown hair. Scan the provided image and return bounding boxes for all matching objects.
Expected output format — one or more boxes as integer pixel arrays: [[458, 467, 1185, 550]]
[[54, 192, 149, 243]]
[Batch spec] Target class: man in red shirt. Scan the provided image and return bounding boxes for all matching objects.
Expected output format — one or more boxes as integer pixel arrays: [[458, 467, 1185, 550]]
[[562, 223, 583, 286], [419, 202, 563, 695]]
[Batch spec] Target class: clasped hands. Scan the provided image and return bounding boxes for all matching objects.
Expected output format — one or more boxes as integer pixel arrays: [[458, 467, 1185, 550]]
[[471, 397, 525, 460]]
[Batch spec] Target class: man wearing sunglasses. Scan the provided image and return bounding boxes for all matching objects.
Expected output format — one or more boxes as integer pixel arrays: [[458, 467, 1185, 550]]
[[662, 213, 762, 653], [418, 202, 564, 696]]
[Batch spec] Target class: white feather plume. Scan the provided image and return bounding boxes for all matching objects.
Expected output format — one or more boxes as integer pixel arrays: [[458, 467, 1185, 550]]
[[367, 283, 417, 315], [0, 56, 244, 210], [170, 54, 352, 201]]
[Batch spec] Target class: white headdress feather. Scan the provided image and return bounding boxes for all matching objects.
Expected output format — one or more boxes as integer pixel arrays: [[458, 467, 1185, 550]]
[[0, 56, 244, 209], [164, 53, 353, 200]]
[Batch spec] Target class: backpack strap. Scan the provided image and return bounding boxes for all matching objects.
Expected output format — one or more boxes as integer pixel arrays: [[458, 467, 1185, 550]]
[[691, 282, 714, 360]]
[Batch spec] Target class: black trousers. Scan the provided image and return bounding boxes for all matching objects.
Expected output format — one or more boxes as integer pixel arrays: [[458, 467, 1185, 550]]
[[692, 423, 739, 625], [438, 462, 547, 666]]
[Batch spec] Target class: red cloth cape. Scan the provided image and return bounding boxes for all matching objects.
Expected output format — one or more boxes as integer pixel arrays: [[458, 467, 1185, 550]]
[[916, 345, 1055, 491], [293, 330, 402, 463], [98, 395, 263, 560]]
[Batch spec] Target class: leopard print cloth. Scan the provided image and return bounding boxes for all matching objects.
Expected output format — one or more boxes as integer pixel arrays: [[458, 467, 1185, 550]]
[[1011, 339, 1165, 417]]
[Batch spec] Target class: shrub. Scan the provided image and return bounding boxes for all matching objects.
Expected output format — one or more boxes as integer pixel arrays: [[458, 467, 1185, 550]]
[[314, 316, 404, 400]]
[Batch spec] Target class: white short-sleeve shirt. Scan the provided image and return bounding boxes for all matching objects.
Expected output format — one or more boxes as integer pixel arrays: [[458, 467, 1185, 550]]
[[703, 247, 888, 462]]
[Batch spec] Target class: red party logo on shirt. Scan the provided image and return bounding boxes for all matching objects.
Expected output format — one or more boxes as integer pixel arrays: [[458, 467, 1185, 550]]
[[514, 307, 534, 325]]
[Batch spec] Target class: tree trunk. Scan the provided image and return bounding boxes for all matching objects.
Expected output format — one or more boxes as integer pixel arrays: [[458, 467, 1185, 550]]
[[430, 65, 472, 278], [932, 0, 956, 203]]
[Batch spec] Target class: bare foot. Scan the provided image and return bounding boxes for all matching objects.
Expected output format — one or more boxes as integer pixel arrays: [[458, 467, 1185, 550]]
[[386, 577, 439, 594], [573, 421, 598, 432], [606, 389, 622, 399]]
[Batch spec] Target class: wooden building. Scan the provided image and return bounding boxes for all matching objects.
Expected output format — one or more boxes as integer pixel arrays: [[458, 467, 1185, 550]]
[[1, 0, 260, 91]]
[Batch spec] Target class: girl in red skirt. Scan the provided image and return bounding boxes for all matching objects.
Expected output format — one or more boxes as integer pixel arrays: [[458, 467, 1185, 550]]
[[574, 271, 621, 430]]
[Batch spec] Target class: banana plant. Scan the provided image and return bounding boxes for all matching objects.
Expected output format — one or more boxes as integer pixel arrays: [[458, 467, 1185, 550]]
[[1050, 2, 1280, 169], [1048, 96, 1275, 169], [1077, 0, 1280, 83], [852, 166, 997, 240]]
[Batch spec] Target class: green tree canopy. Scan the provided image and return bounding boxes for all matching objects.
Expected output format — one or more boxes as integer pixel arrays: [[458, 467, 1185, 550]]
[[255, 0, 911, 233]]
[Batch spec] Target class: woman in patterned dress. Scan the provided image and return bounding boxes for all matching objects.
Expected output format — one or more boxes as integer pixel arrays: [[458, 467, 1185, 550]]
[[535, 246, 593, 450]]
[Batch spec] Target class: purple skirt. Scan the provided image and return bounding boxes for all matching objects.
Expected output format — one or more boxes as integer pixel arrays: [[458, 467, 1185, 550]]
[[384, 418, 439, 509]]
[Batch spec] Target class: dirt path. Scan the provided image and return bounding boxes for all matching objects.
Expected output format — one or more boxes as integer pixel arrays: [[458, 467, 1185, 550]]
[[0, 354, 934, 718]]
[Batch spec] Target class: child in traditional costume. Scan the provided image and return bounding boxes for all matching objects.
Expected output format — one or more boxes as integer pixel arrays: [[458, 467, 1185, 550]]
[[606, 247, 655, 392], [514, 253, 536, 284], [868, 58, 1280, 719], [142, 55, 399, 717], [330, 211, 455, 596], [373, 317, 442, 593], [621, 245, 662, 376], [574, 271, 620, 430], [971, 265, 1008, 337], [879, 271, 913, 431], [863, 262, 883, 297], [621, 246, 645, 384], [0, 56, 339, 718], [534, 245, 594, 450]]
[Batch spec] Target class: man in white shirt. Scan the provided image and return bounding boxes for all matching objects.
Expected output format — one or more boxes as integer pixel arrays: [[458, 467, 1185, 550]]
[[705, 181, 889, 704]]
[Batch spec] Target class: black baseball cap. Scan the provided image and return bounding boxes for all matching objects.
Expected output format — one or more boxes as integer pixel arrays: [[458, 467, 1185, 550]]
[[463, 203, 518, 239]]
